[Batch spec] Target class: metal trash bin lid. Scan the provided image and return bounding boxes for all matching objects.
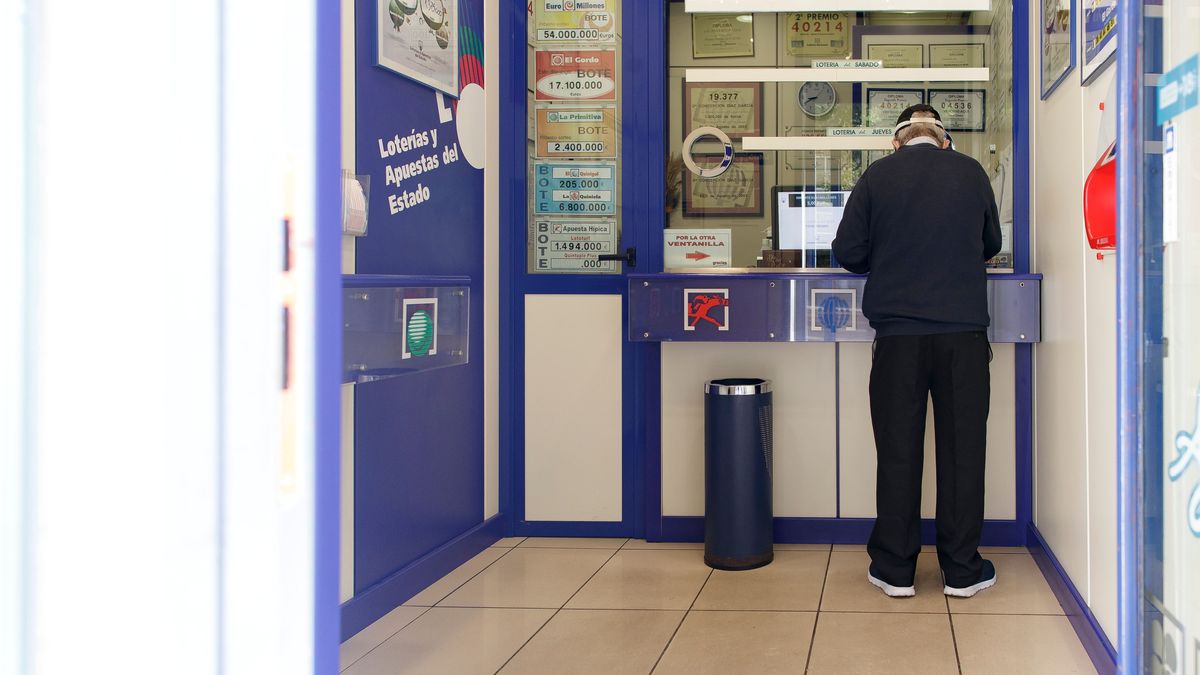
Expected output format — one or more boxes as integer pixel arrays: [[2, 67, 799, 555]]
[[705, 378, 772, 396]]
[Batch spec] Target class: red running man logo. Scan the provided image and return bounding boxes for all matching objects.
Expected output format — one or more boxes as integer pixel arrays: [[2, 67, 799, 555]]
[[686, 292, 730, 330]]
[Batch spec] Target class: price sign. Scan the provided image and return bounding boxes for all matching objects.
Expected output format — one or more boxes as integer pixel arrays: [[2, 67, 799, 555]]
[[533, 162, 616, 215], [786, 12, 851, 59], [534, 49, 617, 101], [531, 219, 619, 273], [928, 89, 987, 132], [533, 0, 616, 44], [535, 106, 617, 158]]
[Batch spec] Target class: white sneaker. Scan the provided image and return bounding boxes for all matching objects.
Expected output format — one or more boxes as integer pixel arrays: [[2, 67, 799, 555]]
[[943, 559, 997, 598], [868, 567, 915, 598]]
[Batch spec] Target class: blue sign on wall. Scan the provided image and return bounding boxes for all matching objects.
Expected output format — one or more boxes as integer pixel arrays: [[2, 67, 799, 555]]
[[533, 161, 617, 215], [1158, 54, 1199, 125]]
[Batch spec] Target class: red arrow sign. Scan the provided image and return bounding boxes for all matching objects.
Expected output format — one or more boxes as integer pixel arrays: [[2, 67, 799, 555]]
[[685, 251, 711, 261]]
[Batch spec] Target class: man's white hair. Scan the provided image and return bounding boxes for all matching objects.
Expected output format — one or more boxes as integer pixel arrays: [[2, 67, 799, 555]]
[[895, 112, 946, 146]]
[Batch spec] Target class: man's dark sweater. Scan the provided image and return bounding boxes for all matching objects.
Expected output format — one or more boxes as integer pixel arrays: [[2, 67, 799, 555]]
[[831, 143, 1003, 337]]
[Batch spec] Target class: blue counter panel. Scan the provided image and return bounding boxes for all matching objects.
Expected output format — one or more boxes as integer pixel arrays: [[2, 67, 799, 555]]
[[629, 273, 1041, 343]]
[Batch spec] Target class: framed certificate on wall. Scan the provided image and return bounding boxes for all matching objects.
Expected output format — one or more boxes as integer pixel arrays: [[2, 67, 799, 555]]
[[692, 14, 755, 58], [928, 89, 987, 132], [785, 12, 852, 59], [683, 82, 763, 139], [865, 88, 925, 128], [866, 44, 925, 68], [928, 43, 987, 67]]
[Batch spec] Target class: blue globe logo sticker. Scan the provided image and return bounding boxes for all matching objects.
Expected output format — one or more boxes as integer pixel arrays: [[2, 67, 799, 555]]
[[818, 296, 852, 333], [406, 309, 434, 357]]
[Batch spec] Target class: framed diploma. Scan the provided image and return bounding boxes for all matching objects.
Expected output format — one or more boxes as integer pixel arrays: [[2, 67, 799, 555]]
[[683, 152, 764, 218], [865, 88, 925, 128], [785, 12, 852, 59], [928, 89, 987, 132], [928, 43, 987, 67], [691, 14, 755, 59], [683, 82, 763, 139], [1040, 0, 1075, 98], [535, 106, 618, 159], [377, 0, 459, 97], [866, 44, 925, 68]]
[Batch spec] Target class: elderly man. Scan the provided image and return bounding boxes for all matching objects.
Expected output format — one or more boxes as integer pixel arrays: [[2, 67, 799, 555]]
[[832, 104, 1003, 599]]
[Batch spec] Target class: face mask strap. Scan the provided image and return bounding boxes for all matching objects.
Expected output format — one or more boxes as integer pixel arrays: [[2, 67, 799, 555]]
[[893, 117, 945, 137]]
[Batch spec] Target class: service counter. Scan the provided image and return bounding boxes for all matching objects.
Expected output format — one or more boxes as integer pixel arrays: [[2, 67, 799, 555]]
[[628, 272, 1041, 344], [629, 272, 1040, 528]]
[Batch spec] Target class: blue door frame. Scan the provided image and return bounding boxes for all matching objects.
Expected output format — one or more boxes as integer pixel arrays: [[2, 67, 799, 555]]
[[501, 1, 1035, 547]]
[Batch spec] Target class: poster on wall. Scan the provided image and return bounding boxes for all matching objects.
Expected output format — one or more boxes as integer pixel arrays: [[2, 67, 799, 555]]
[[1081, 0, 1117, 84], [532, 0, 616, 44], [377, 0, 459, 97], [1040, 0, 1075, 98]]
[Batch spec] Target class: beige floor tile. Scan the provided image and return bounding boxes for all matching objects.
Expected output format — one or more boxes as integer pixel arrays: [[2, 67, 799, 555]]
[[342, 607, 553, 675], [622, 539, 704, 550], [774, 543, 832, 551], [692, 550, 828, 611], [820, 551, 948, 613], [500, 609, 683, 674], [979, 545, 1029, 554], [948, 553, 1064, 615], [954, 614, 1097, 674], [566, 550, 712, 610], [439, 547, 613, 608], [807, 612, 959, 675], [403, 547, 509, 607], [491, 537, 526, 548], [339, 605, 428, 671], [654, 611, 816, 675], [832, 543, 937, 552], [519, 536, 629, 549]]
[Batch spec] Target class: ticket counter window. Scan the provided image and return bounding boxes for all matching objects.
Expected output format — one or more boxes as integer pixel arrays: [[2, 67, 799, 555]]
[[668, 6, 1016, 271]]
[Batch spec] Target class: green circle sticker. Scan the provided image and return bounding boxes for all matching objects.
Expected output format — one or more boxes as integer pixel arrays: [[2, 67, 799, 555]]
[[407, 310, 433, 357]]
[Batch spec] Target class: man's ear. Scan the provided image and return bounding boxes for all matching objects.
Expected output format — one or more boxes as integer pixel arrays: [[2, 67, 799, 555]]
[[892, 140, 902, 150], [942, 138, 952, 149]]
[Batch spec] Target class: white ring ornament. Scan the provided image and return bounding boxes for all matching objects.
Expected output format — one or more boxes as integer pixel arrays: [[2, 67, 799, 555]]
[[682, 126, 735, 178]]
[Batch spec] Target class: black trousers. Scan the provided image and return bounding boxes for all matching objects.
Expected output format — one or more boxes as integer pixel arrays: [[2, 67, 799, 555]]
[[866, 331, 990, 588]]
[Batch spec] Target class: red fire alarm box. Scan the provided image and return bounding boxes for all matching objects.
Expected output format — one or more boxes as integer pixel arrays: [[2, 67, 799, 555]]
[[1084, 141, 1116, 250]]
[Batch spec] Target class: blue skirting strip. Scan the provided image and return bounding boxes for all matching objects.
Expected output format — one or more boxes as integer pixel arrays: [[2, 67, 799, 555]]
[[339, 515, 503, 642], [1027, 523, 1118, 675], [657, 516, 1028, 547]]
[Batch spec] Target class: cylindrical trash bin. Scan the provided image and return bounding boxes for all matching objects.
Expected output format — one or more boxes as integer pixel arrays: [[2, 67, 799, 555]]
[[704, 378, 773, 571]]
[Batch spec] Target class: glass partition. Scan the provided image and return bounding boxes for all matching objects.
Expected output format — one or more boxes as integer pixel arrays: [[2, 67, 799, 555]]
[[666, 4, 1016, 271]]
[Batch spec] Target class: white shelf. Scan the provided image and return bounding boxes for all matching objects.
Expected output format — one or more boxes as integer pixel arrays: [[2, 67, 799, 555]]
[[742, 136, 895, 151], [685, 0, 991, 11], [685, 67, 990, 83]]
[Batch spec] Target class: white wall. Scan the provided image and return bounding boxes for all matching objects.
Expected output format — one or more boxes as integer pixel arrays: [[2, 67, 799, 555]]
[[1028, 3, 1118, 643]]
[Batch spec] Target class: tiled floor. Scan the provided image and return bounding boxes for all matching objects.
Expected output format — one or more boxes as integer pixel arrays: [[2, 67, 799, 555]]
[[340, 538, 1097, 674]]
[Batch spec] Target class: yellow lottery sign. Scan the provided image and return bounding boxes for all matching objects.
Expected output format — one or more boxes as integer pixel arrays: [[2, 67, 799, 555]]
[[786, 12, 851, 59], [533, 0, 616, 43], [535, 106, 617, 158]]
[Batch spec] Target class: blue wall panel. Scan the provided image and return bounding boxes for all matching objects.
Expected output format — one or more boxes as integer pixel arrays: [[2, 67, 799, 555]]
[[350, 0, 488, 597]]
